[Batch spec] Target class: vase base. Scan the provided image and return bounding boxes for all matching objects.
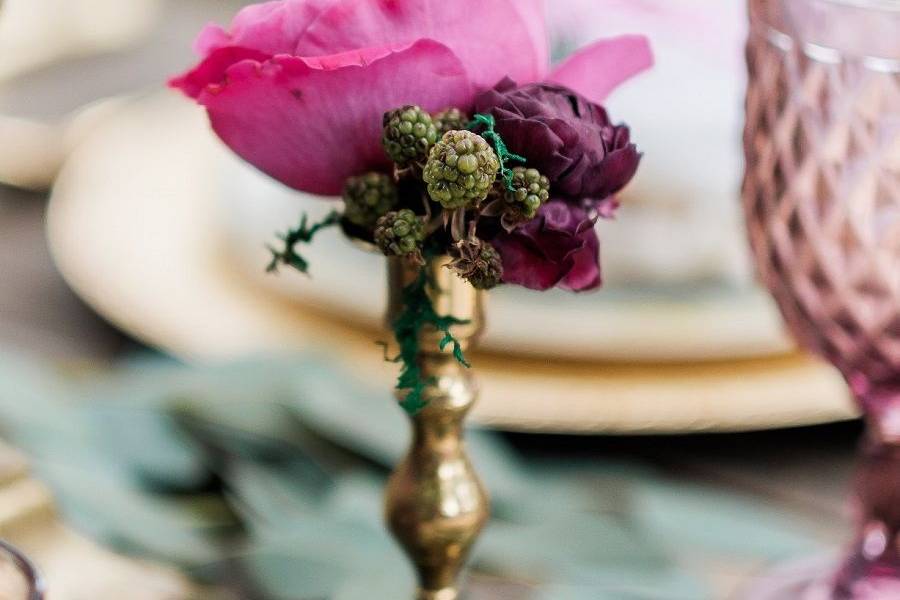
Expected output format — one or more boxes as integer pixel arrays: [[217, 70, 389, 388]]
[[744, 550, 900, 600], [417, 587, 458, 600], [742, 555, 836, 600]]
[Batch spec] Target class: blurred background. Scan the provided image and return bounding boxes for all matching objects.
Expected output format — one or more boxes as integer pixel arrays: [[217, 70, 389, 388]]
[[0, 0, 870, 598]]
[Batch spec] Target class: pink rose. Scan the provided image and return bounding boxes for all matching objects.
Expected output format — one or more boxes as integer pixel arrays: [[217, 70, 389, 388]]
[[171, 0, 653, 196]]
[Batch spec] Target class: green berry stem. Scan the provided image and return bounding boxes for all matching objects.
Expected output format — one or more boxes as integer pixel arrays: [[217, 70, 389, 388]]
[[467, 113, 526, 192], [448, 207, 462, 241], [388, 256, 470, 414], [266, 210, 341, 274]]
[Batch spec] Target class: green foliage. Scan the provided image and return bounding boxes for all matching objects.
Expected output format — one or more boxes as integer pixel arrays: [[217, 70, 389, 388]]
[[388, 262, 470, 415], [468, 113, 526, 191], [266, 211, 342, 274], [0, 351, 824, 599]]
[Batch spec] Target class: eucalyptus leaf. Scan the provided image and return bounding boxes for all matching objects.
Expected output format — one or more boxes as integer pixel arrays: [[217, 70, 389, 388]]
[[0, 352, 87, 447], [533, 577, 709, 600], [86, 404, 210, 492], [289, 360, 407, 467], [289, 358, 533, 501], [629, 480, 820, 560], [334, 571, 415, 600], [235, 516, 412, 596], [477, 513, 669, 582], [37, 460, 228, 567], [221, 459, 325, 533], [0, 350, 831, 599], [322, 472, 385, 526], [173, 395, 319, 463], [239, 552, 345, 600]]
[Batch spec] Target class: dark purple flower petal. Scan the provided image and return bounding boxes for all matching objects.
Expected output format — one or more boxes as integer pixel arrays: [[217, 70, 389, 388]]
[[474, 80, 641, 203], [493, 200, 600, 292]]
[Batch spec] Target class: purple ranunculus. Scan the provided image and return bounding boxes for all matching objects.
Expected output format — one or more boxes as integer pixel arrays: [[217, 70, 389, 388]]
[[474, 78, 640, 203], [492, 200, 600, 292]]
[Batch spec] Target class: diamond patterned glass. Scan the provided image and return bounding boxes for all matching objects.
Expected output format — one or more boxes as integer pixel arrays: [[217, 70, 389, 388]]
[[744, 0, 900, 413], [743, 0, 900, 597]]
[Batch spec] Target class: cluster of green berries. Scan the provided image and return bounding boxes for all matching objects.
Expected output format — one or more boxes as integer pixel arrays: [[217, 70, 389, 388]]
[[432, 108, 469, 137], [348, 106, 551, 277], [382, 106, 439, 166], [422, 130, 500, 209], [374, 209, 425, 259], [505, 167, 550, 221], [381, 106, 472, 168], [448, 238, 503, 290], [342, 172, 398, 228]]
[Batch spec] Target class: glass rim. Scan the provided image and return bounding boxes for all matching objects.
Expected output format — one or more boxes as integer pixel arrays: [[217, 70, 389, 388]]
[[0, 540, 44, 600]]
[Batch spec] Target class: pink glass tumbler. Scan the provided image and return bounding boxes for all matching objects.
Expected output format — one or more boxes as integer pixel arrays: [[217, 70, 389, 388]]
[[743, 0, 900, 597]]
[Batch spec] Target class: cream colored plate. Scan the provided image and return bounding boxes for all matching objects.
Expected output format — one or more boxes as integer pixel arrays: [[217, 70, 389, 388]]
[[0, 0, 162, 189], [0, 0, 161, 82], [46, 92, 856, 433]]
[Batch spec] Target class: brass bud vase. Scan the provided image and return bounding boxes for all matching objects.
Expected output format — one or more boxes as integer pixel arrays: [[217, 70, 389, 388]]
[[384, 256, 489, 600]]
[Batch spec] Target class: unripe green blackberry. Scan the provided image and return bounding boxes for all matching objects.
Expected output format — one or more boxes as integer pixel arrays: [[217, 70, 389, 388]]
[[449, 238, 503, 290], [432, 108, 469, 137], [342, 172, 398, 228], [506, 167, 550, 220], [374, 209, 425, 258], [382, 105, 438, 165], [423, 130, 500, 209]]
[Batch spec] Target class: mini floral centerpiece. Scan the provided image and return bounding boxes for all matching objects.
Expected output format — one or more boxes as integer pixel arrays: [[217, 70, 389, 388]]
[[172, 1, 651, 596]]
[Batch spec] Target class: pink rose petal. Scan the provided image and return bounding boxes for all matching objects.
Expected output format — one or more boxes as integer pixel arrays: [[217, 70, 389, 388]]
[[510, 0, 550, 79], [198, 39, 472, 196], [294, 0, 548, 89], [193, 24, 232, 57], [196, 0, 333, 56], [173, 1, 337, 98], [547, 34, 653, 103], [170, 46, 270, 99]]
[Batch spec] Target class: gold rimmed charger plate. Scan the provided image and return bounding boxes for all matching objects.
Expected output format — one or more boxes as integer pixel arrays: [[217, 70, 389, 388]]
[[45, 92, 855, 433]]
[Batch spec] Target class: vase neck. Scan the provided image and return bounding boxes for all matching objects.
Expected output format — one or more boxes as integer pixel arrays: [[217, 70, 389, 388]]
[[851, 374, 900, 444], [386, 256, 484, 344], [409, 354, 477, 445]]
